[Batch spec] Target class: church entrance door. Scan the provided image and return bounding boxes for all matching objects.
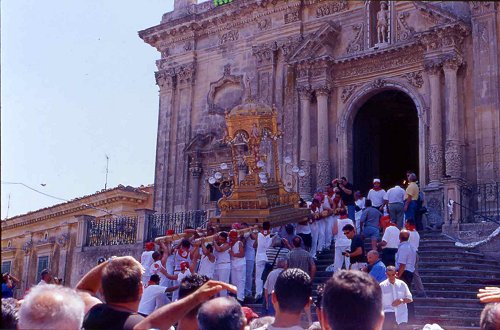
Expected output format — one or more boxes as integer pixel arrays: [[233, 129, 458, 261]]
[[352, 90, 419, 195]]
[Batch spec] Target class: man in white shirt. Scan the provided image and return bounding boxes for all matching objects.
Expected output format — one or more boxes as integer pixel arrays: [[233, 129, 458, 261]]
[[263, 258, 287, 316], [241, 222, 256, 300], [406, 222, 426, 297], [254, 222, 273, 301], [380, 266, 412, 328], [38, 269, 52, 285], [377, 223, 400, 266], [138, 274, 172, 315], [383, 184, 406, 228], [141, 242, 156, 287], [367, 179, 386, 211]]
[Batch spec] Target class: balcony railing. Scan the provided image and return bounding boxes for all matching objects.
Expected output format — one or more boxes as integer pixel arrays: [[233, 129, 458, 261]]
[[86, 216, 137, 246], [146, 210, 208, 242], [458, 182, 500, 225]]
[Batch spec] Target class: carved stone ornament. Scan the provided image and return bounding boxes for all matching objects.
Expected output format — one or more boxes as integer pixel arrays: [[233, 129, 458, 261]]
[[298, 161, 312, 197], [252, 41, 278, 65], [341, 85, 357, 103], [155, 68, 176, 89], [396, 12, 415, 42], [428, 144, 444, 181], [284, 10, 300, 24], [316, 0, 348, 18], [22, 239, 33, 255], [371, 78, 386, 89], [296, 63, 310, 80], [470, 1, 495, 15], [207, 67, 244, 115], [184, 41, 193, 51], [315, 84, 331, 96], [442, 54, 463, 71], [403, 71, 424, 88], [346, 24, 364, 54], [316, 161, 331, 188], [219, 30, 239, 45], [277, 36, 303, 58], [57, 233, 70, 248], [176, 62, 197, 85], [423, 59, 443, 75], [257, 17, 271, 31], [297, 85, 313, 100], [445, 141, 462, 178]]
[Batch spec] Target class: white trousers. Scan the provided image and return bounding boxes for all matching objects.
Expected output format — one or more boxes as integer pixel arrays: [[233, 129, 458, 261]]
[[326, 216, 336, 247], [245, 259, 255, 297], [317, 219, 326, 252], [214, 267, 231, 297], [310, 222, 319, 257], [333, 245, 351, 273], [231, 263, 246, 301], [255, 260, 267, 298]]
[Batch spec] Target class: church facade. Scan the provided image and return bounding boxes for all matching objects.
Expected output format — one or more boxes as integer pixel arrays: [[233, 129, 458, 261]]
[[139, 1, 500, 231]]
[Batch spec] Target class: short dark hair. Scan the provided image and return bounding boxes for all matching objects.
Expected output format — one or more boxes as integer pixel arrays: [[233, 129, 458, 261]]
[[365, 199, 373, 207], [219, 231, 228, 239], [102, 258, 142, 303], [292, 236, 302, 248], [181, 239, 191, 248], [274, 268, 312, 313], [152, 251, 161, 261], [205, 243, 214, 253], [197, 297, 245, 330], [322, 270, 382, 330], [149, 274, 160, 283], [263, 221, 271, 230], [179, 274, 210, 300], [1, 298, 19, 329], [342, 224, 354, 232], [480, 302, 500, 330]]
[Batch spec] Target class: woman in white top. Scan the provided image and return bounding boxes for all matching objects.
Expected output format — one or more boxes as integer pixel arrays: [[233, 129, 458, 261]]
[[213, 231, 231, 297], [254, 221, 273, 300], [228, 229, 246, 302]]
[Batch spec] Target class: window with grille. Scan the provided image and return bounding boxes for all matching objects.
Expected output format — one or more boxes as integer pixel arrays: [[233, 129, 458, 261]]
[[1, 261, 11, 274], [36, 256, 49, 283]]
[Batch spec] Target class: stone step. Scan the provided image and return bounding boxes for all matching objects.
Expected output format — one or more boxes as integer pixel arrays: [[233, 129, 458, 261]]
[[419, 250, 485, 258], [419, 255, 490, 263], [425, 289, 479, 299], [423, 282, 492, 292], [415, 305, 483, 318], [413, 297, 483, 308], [414, 315, 480, 328], [419, 268, 500, 278], [420, 275, 500, 285], [419, 261, 500, 271]]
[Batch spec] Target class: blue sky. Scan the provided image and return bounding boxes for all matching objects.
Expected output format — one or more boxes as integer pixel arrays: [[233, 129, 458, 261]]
[[1, 0, 178, 218]]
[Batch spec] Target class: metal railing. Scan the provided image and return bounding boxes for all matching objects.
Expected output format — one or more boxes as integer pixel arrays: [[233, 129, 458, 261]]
[[146, 210, 208, 242], [86, 216, 138, 246], [456, 182, 500, 225]]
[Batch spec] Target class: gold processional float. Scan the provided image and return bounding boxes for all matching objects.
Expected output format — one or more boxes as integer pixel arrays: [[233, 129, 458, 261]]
[[155, 98, 311, 244]]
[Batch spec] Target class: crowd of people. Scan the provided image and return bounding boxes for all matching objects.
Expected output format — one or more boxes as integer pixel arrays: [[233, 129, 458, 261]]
[[0, 172, 498, 329]]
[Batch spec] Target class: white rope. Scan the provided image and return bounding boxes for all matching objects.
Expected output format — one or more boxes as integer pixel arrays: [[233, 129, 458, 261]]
[[455, 225, 500, 248]]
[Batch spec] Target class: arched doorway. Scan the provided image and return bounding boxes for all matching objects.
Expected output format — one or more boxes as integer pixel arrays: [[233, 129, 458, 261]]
[[352, 90, 419, 194]]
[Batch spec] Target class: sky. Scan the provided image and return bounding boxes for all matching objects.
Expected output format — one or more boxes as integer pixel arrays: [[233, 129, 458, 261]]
[[1, 0, 179, 219]]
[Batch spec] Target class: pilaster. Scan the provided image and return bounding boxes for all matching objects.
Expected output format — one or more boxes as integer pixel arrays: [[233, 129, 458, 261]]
[[298, 85, 312, 199], [75, 215, 95, 251], [315, 84, 331, 188]]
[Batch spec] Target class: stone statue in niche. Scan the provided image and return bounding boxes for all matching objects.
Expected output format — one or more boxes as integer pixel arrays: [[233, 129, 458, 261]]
[[376, 1, 389, 44]]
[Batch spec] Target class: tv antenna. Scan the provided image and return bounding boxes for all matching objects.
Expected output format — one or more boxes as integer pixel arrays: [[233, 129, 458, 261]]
[[104, 154, 109, 190]]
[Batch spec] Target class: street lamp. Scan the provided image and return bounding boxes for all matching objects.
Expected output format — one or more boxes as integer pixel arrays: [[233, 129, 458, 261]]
[[282, 156, 306, 193]]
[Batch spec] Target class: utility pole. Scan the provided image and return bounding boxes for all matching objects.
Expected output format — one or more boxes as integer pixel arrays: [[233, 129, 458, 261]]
[[5, 193, 11, 219], [105, 154, 109, 190]]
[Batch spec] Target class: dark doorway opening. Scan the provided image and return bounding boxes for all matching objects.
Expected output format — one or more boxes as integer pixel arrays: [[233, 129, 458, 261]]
[[353, 90, 419, 195]]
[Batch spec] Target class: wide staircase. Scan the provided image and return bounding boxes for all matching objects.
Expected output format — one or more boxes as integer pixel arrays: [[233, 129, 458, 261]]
[[246, 230, 500, 329]]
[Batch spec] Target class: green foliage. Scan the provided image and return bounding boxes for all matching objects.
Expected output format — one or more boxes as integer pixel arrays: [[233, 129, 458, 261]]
[[214, 0, 233, 7]]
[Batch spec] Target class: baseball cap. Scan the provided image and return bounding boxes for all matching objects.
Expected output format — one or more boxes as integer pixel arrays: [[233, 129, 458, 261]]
[[373, 178, 381, 183], [241, 306, 259, 322], [145, 242, 155, 251]]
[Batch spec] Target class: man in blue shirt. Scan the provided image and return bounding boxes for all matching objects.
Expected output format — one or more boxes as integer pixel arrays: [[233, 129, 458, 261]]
[[366, 250, 387, 283]]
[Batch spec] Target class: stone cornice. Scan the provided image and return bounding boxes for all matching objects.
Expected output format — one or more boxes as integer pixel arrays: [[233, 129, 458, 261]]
[[1, 186, 151, 231], [139, 0, 301, 50]]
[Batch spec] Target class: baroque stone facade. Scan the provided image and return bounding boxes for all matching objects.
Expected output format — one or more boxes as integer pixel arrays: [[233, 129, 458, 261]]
[[140, 1, 500, 228]]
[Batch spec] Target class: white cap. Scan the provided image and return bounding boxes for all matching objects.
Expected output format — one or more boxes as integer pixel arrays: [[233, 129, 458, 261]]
[[373, 178, 381, 183]]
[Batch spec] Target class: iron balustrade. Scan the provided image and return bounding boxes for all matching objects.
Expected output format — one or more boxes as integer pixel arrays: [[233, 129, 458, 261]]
[[86, 216, 138, 246], [456, 182, 500, 225], [146, 210, 208, 242]]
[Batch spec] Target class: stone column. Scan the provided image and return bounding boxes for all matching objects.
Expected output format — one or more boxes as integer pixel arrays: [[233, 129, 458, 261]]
[[56, 227, 70, 284], [189, 164, 203, 210], [298, 85, 312, 199], [135, 209, 156, 244], [443, 56, 463, 179], [425, 60, 444, 184], [21, 232, 33, 291], [316, 85, 331, 189], [75, 215, 95, 252]]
